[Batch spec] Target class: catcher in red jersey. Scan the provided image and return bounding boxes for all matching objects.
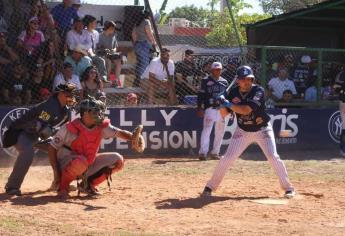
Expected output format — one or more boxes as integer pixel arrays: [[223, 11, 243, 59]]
[[48, 96, 145, 199]]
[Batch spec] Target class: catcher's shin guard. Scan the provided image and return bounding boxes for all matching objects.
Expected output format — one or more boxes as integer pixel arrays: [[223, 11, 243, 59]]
[[88, 159, 124, 188], [59, 157, 88, 192]]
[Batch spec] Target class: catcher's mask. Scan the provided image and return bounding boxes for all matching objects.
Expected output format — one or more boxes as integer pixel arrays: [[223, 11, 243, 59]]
[[78, 96, 106, 125]]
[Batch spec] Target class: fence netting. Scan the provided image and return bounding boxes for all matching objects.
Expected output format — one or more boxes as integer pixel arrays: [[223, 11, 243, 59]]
[[0, 0, 343, 108]]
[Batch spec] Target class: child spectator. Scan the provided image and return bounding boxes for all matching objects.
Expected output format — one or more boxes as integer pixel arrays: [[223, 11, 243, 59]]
[[80, 65, 103, 99], [50, 0, 78, 38], [126, 93, 138, 105]]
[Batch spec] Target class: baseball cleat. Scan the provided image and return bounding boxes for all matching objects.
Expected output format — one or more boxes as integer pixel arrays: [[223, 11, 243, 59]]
[[198, 154, 208, 161], [5, 188, 22, 196], [200, 186, 212, 197], [284, 190, 296, 199], [209, 154, 223, 160]]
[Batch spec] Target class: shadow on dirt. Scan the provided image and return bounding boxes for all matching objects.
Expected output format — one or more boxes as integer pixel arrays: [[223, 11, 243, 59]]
[[155, 195, 269, 209]]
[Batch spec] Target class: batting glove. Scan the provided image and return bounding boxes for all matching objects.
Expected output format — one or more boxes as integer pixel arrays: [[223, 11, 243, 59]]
[[217, 95, 233, 109]]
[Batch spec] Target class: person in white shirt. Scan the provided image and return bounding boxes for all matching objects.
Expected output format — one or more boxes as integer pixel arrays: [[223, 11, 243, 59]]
[[66, 17, 91, 50], [83, 15, 107, 83], [53, 62, 82, 90], [268, 67, 297, 101], [141, 48, 177, 105]]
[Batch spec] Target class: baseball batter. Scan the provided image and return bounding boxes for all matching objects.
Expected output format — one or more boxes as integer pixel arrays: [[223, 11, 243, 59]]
[[201, 65, 296, 199], [197, 62, 229, 160], [48, 96, 145, 199]]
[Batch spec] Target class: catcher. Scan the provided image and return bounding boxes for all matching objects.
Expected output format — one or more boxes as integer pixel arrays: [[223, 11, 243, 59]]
[[48, 96, 145, 199]]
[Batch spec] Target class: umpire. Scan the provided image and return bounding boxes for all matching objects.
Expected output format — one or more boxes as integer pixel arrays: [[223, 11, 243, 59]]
[[3, 83, 78, 196]]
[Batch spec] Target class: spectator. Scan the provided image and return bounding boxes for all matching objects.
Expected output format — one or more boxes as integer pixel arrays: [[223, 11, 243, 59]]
[[202, 58, 215, 77], [141, 48, 176, 105], [0, 12, 8, 34], [278, 90, 294, 103], [131, 10, 157, 86], [50, 0, 78, 38], [38, 3, 55, 36], [8, 0, 32, 45], [305, 76, 317, 102], [72, 0, 85, 19], [221, 57, 240, 83], [126, 93, 138, 106], [37, 39, 60, 87], [53, 62, 81, 90], [17, 16, 45, 66], [1, 62, 29, 105], [25, 64, 50, 104], [175, 49, 203, 104], [97, 20, 122, 85], [39, 87, 52, 101], [268, 67, 297, 102], [0, 30, 19, 76], [80, 65, 103, 98], [64, 44, 92, 77], [66, 17, 91, 51], [292, 55, 312, 96], [95, 91, 107, 104], [83, 15, 108, 82]]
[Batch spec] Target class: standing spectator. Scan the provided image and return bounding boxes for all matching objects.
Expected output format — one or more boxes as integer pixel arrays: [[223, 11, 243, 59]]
[[1, 62, 29, 105], [72, 0, 85, 19], [80, 65, 103, 98], [17, 16, 45, 67], [292, 55, 312, 96], [50, 0, 78, 38], [53, 62, 82, 90], [25, 64, 50, 104], [8, 0, 32, 45], [268, 67, 297, 102], [83, 15, 108, 82], [0, 30, 19, 76], [305, 76, 317, 102], [141, 48, 176, 105], [201, 58, 215, 77], [197, 62, 228, 161], [97, 20, 122, 84], [66, 17, 91, 51], [38, 3, 55, 36], [131, 10, 157, 86], [221, 57, 240, 83], [64, 44, 92, 77], [175, 49, 203, 104]]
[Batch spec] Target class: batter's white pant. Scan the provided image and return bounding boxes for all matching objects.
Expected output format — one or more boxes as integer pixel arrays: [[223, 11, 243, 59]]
[[340, 102, 345, 129], [199, 107, 226, 155], [206, 123, 294, 192]]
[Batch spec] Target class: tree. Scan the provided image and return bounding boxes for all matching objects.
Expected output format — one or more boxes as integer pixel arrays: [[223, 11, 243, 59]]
[[259, 0, 327, 15], [166, 5, 210, 26]]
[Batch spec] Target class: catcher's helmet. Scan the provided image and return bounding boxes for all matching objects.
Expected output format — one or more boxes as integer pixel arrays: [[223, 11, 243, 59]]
[[236, 65, 255, 79], [78, 96, 106, 124]]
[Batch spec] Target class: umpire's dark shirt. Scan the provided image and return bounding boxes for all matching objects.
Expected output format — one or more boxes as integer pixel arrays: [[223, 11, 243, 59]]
[[197, 75, 228, 109], [11, 94, 70, 134]]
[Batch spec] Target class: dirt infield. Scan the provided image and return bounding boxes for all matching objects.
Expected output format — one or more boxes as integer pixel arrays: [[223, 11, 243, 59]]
[[1, 151, 345, 236]]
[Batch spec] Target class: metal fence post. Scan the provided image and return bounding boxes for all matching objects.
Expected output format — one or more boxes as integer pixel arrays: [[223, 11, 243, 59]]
[[260, 47, 267, 88], [317, 50, 323, 104]]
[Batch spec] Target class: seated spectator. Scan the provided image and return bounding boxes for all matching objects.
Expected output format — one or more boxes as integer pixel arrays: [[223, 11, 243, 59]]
[[66, 17, 91, 51], [97, 20, 122, 85], [80, 65, 103, 98], [141, 48, 176, 105], [95, 91, 107, 104], [1, 62, 29, 105], [126, 93, 138, 106], [278, 90, 294, 103], [25, 64, 50, 104], [50, 0, 78, 37], [38, 3, 55, 36], [53, 62, 81, 90], [37, 39, 60, 87], [221, 57, 240, 83], [175, 49, 203, 104], [64, 44, 92, 77], [17, 16, 45, 66], [268, 67, 297, 102], [83, 15, 108, 82], [0, 30, 19, 76], [292, 55, 312, 95], [39, 87, 52, 101]]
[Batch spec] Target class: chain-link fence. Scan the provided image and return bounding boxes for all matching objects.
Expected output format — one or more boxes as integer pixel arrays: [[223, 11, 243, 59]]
[[0, 0, 343, 108]]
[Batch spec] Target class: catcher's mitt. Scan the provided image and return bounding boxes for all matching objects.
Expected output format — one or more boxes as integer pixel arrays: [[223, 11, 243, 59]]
[[131, 125, 145, 153]]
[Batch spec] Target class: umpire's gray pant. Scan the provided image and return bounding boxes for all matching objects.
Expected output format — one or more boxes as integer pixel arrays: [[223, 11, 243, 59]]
[[6, 131, 44, 190]]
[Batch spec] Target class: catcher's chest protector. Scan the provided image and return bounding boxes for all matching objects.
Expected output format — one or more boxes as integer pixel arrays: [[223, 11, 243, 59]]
[[67, 119, 110, 164]]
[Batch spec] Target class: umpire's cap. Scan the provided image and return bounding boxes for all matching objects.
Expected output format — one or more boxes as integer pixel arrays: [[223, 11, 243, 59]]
[[236, 65, 255, 79], [54, 82, 78, 95]]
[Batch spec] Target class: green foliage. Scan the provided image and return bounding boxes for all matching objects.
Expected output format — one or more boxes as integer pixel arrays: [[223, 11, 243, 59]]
[[166, 5, 210, 26], [259, 0, 327, 15]]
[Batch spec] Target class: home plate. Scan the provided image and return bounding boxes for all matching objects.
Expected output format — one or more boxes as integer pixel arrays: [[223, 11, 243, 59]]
[[249, 199, 289, 205]]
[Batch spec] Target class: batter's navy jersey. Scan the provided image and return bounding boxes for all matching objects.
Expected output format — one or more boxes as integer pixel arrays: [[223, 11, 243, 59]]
[[197, 76, 228, 109], [226, 84, 270, 132]]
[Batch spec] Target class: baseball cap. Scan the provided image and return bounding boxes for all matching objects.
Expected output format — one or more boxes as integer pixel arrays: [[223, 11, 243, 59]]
[[127, 93, 137, 100], [301, 55, 311, 64], [28, 16, 39, 23], [72, 0, 82, 5], [236, 65, 255, 79], [211, 62, 223, 70]]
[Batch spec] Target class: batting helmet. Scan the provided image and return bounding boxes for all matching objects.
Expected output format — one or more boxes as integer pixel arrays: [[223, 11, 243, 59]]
[[236, 65, 255, 79], [78, 96, 106, 125]]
